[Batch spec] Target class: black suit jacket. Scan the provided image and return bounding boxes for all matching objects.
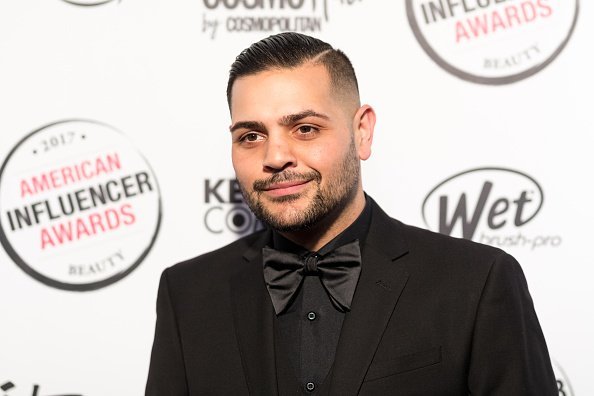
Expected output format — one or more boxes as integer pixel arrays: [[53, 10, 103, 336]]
[[146, 199, 556, 395]]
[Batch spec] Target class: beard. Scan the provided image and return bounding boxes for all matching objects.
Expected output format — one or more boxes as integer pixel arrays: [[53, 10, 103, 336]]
[[238, 136, 360, 233]]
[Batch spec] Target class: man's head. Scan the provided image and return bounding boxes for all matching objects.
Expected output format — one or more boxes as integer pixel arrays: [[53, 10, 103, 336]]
[[228, 33, 375, 245], [227, 32, 360, 112]]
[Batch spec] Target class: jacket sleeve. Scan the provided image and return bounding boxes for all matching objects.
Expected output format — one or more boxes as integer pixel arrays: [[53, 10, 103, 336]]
[[145, 269, 189, 396], [467, 252, 557, 395]]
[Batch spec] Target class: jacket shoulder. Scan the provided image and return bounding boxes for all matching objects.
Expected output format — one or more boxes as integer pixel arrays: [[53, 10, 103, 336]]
[[368, 197, 506, 270], [390, 218, 518, 281], [164, 229, 267, 286], [400, 221, 504, 261]]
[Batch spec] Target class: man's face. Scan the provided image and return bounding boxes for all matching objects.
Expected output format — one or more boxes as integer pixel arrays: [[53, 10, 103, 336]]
[[229, 63, 366, 232]]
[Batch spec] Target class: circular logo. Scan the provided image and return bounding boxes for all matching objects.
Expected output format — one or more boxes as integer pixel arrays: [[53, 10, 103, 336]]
[[406, 0, 579, 84], [422, 167, 544, 239], [0, 120, 162, 291]]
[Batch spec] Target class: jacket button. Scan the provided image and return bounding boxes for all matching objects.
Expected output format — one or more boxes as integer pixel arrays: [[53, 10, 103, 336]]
[[306, 382, 315, 392], [307, 311, 316, 321]]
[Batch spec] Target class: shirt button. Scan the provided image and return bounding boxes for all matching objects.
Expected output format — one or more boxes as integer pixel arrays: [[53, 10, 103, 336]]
[[307, 311, 316, 321], [306, 382, 315, 392]]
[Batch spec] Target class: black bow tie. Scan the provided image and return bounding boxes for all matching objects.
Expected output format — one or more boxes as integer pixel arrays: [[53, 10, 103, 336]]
[[262, 240, 362, 315]]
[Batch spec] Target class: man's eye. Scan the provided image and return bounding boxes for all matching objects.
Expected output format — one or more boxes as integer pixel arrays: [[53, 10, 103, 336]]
[[241, 133, 262, 142], [297, 125, 317, 134]]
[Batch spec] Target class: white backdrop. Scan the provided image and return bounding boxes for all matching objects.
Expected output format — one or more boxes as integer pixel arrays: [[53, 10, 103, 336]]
[[0, 1, 592, 395]]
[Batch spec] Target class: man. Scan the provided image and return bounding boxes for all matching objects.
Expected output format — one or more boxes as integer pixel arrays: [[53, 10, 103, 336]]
[[146, 33, 556, 395]]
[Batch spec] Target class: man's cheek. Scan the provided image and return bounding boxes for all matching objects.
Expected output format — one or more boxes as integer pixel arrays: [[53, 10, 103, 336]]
[[302, 144, 329, 162]]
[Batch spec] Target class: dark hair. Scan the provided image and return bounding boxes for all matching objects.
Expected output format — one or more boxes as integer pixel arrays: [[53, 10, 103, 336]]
[[226, 32, 359, 109]]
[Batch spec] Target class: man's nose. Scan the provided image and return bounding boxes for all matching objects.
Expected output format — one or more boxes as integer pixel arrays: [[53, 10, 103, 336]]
[[262, 134, 296, 172]]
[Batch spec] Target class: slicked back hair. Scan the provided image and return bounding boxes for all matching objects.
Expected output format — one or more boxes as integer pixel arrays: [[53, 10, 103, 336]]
[[227, 32, 359, 110]]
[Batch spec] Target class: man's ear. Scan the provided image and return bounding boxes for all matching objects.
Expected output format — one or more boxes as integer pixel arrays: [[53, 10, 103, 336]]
[[353, 104, 376, 160]]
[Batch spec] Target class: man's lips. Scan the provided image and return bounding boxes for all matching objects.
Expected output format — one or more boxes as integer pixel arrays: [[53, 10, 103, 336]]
[[262, 180, 311, 196]]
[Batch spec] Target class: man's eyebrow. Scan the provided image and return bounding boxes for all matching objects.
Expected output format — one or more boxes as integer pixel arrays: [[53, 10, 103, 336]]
[[229, 120, 266, 133], [279, 110, 330, 126], [229, 110, 329, 132]]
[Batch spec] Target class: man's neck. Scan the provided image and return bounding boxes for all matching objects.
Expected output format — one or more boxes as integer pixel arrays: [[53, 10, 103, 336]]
[[277, 189, 367, 251]]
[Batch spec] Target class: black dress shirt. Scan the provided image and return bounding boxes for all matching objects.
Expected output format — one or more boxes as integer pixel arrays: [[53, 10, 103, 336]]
[[271, 197, 372, 394]]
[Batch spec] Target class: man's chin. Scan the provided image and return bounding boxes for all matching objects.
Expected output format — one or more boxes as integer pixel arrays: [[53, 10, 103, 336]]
[[256, 200, 318, 232], [263, 212, 317, 233], [260, 201, 306, 221]]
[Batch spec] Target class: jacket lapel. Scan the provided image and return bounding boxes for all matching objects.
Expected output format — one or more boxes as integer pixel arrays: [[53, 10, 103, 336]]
[[230, 230, 279, 396], [328, 200, 411, 395]]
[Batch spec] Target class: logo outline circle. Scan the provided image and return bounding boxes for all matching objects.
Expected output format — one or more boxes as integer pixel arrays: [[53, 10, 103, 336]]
[[0, 119, 162, 291], [421, 166, 545, 230]]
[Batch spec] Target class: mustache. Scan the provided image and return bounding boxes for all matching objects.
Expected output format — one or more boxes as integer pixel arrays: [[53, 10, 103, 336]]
[[253, 170, 321, 192]]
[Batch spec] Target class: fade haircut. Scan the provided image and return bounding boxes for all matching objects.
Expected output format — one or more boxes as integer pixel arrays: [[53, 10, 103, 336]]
[[226, 32, 359, 109]]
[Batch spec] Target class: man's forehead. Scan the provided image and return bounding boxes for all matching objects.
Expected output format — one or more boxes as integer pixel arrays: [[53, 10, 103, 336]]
[[230, 64, 344, 118]]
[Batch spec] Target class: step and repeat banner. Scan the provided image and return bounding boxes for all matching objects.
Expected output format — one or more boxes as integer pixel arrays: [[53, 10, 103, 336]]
[[0, 1, 591, 395]]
